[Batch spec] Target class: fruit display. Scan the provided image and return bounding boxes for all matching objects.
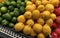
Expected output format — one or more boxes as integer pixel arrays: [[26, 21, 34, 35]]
[[0, 0, 60, 38]]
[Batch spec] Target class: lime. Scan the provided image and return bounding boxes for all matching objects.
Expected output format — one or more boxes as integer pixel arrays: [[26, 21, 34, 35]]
[[20, 6, 25, 14], [1, 19, 9, 25], [14, 11, 19, 17], [8, 6, 14, 11], [2, 13, 12, 20], [20, 2, 25, 6], [11, 1, 16, 6], [11, 17, 17, 23], [9, 23, 14, 27], [1, 7, 7, 13], [9, 12, 14, 16], [17, 0, 21, 4]]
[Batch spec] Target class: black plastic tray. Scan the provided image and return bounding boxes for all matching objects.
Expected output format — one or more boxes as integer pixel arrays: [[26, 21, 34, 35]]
[[0, 25, 50, 38]]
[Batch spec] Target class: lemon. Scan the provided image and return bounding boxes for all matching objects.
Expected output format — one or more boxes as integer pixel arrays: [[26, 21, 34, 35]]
[[14, 23, 25, 32], [24, 11, 32, 19], [33, 23, 42, 33], [17, 15, 25, 23]]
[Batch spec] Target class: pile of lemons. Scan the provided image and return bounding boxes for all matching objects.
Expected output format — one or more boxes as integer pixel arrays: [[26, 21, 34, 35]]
[[14, 0, 59, 38]]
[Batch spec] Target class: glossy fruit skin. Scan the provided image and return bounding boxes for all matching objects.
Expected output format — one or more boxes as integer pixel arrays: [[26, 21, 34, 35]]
[[54, 7, 60, 16], [56, 16, 60, 24], [1, 7, 7, 13], [51, 32, 58, 38], [52, 22, 58, 29], [55, 28, 60, 36]]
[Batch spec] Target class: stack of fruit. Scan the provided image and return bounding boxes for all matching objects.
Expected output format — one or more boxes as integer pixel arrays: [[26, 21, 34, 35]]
[[0, 0, 26, 27], [14, 0, 58, 38], [0, 0, 60, 38], [51, 2, 60, 38]]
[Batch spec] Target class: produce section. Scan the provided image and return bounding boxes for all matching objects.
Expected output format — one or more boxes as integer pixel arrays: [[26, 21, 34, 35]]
[[0, 0, 60, 38]]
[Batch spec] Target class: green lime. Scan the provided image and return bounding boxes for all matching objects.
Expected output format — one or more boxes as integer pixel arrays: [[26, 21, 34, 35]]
[[2, 13, 12, 20], [17, 4, 20, 8], [11, 1, 16, 6], [11, 17, 17, 23], [9, 12, 14, 16], [1, 19, 9, 25], [9, 23, 14, 27], [20, 2, 25, 6], [14, 8, 19, 11], [14, 11, 19, 17], [20, 6, 25, 14], [17, 0, 21, 4], [8, 6, 14, 11], [1, 7, 7, 13]]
